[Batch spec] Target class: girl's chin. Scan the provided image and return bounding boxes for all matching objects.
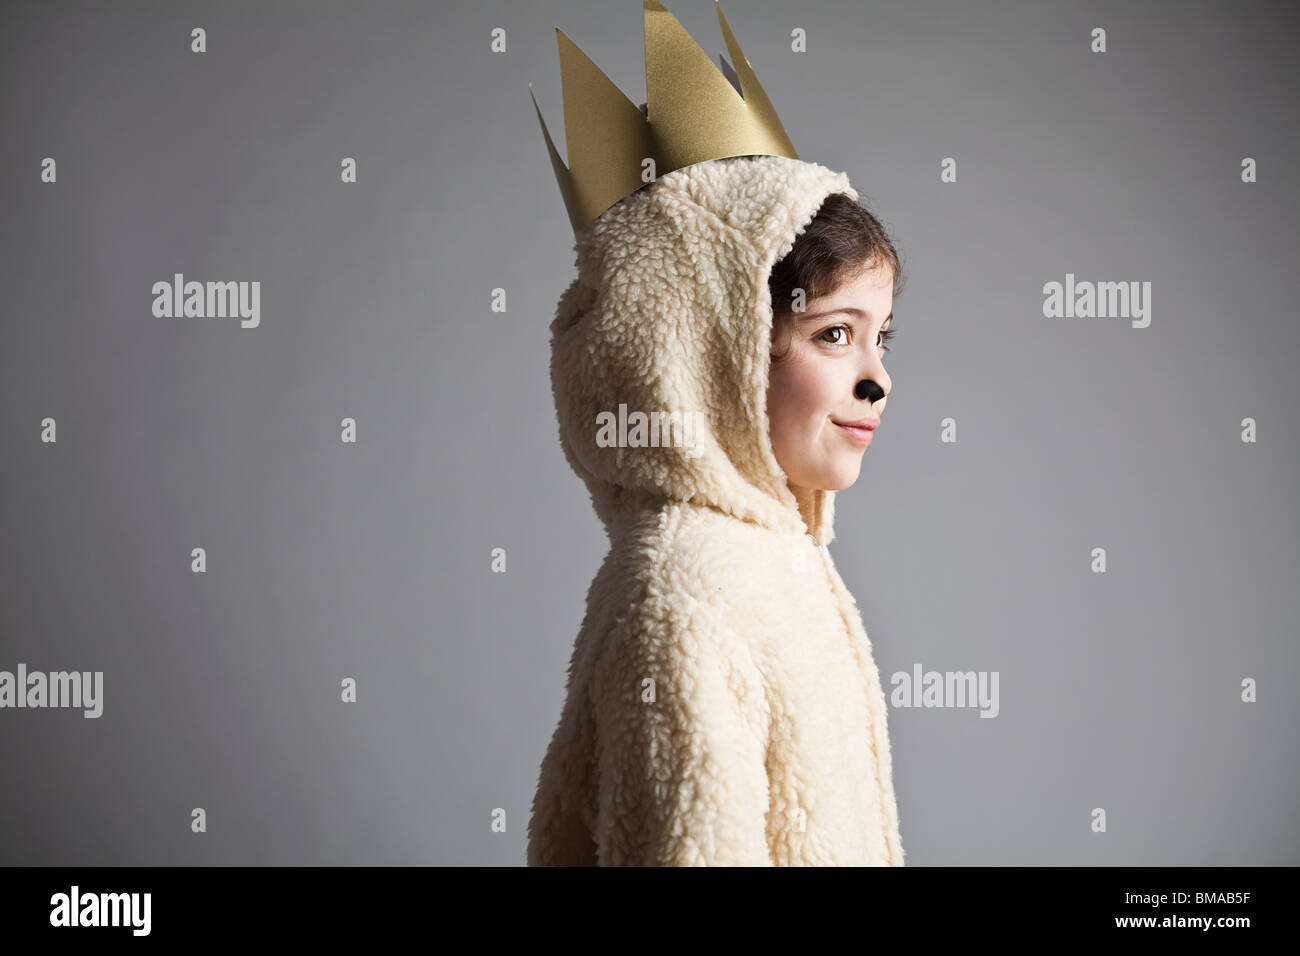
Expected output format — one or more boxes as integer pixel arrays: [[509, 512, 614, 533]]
[[790, 460, 863, 493]]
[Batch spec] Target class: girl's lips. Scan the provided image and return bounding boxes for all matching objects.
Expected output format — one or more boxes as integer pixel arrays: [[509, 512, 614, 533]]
[[835, 422, 874, 444]]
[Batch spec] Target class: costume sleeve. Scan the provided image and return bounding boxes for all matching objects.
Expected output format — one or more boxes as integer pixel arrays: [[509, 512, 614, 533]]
[[590, 602, 774, 866]]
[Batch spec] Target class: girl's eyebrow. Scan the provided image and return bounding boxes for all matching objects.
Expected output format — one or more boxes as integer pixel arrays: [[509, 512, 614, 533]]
[[797, 307, 893, 325]]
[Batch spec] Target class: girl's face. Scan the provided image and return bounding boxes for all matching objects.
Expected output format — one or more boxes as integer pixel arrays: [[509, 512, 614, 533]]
[[766, 264, 894, 493]]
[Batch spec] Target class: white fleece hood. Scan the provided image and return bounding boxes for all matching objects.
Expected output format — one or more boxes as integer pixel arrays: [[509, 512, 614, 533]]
[[550, 154, 858, 546]]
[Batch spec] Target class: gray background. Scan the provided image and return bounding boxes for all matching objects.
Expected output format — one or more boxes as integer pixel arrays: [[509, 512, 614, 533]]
[[1, 0, 1296, 865]]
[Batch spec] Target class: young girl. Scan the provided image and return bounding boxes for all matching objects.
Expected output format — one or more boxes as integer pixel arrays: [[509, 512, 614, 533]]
[[528, 154, 905, 866]]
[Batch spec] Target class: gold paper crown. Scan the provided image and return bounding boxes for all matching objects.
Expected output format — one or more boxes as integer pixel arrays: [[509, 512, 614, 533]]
[[529, 0, 800, 236]]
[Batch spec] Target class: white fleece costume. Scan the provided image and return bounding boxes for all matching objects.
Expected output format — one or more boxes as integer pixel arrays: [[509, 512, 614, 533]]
[[527, 154, 904, 866]]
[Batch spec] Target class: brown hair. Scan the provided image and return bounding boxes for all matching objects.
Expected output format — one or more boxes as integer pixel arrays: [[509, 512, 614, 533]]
[[767, 192, 905, 363]]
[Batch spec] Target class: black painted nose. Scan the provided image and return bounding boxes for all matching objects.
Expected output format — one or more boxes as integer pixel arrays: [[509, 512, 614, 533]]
[[855, 379, 884, 403]]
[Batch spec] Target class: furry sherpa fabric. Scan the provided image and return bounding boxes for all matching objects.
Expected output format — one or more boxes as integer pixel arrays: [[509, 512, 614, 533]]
[[527, 155, 904, 866]]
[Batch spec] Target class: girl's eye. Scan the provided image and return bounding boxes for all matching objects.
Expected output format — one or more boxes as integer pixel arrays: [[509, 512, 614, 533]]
[[818, 324, 852, 345], [818, 322, 895, 351]]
